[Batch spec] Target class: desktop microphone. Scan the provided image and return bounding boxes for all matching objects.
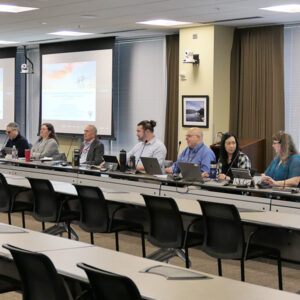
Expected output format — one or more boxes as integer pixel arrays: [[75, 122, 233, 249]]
[[136, 139, 148, 166], [225, 151, 240, 179], [66, 136, 75, 162], [177, 141, 182, 158]]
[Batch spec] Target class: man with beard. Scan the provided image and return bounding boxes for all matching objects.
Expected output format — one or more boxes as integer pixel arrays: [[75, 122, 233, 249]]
[[128, 120, 167, 171]]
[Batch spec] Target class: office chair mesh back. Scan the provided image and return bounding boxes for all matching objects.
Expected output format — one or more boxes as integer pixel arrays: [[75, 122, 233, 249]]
[[78, 263, 142, 300], [27, 178, 60, 222], [200, 201, 245, 259], [143, 194, 184, 248], [0, 173, 11, 211], [3, 244, 71, 300], [74, 185, 110, 232]]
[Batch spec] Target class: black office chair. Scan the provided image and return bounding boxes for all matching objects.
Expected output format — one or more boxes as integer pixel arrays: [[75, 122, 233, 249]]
[[142, 194, 203, 268], [77, 262, 142, 300], [73, 185, 146, 256], [0, 275, 21, 294], [0, 173, 33, 228], [27, 178, 79, 240], [3, 244, 73, 300], [198, 200, 283, 290]]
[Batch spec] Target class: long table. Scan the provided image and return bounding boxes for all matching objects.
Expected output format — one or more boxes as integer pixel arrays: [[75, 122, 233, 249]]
[[0, 160, 300, 262], [0, 223, 299, 300]]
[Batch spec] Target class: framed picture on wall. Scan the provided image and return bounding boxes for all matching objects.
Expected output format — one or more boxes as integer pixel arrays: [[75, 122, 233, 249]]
[[182, 95, 209, 128]]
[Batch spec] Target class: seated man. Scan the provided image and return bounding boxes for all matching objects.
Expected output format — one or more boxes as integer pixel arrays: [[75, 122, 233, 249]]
[[79, 125, 104, 165], [128, 120, 167, 171], [3, 122, 30, 157], [166, 127, 216, 177]]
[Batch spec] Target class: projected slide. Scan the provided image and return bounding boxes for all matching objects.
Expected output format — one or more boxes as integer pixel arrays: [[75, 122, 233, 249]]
[[0, 57, 15, 130], [42, 49, 113, 136], [0, 68, 3, 119], [43, 61, 96, 121]]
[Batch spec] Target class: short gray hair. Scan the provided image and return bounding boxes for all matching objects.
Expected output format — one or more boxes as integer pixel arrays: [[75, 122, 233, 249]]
[[87, 125, 97, 135], [7, 122, 19, 130]]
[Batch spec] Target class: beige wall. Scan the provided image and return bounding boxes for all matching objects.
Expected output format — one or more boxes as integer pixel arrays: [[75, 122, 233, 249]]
[[179, 25, 234, 150], [57, 136, 82, 162]]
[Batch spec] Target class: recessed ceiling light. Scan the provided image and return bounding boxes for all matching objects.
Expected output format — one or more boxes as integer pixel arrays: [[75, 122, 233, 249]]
[[0, 4, 38, 13], [137, 19, 192, 26], [0, 40, 19, 44], [47, 31, 93, 36], [260, 4, 300, 13]]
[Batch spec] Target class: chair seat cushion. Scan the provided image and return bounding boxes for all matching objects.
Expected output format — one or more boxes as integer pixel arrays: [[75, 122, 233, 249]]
[[246, 243, 280, 260], [11, 201, 33, 213]]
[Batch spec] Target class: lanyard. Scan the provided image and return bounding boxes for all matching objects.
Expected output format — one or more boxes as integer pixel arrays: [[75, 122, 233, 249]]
[[187, 143, 204, 162]]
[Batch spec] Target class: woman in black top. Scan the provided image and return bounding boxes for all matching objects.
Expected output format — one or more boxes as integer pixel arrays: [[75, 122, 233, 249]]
[[217, 132, 251, 180]]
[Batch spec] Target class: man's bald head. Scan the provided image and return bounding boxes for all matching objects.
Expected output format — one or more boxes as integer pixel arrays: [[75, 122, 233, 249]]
[[185, 128, 203, 148]]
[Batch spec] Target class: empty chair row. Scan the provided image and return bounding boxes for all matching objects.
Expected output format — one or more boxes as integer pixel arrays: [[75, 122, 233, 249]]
[[0, 175, 283, 289]]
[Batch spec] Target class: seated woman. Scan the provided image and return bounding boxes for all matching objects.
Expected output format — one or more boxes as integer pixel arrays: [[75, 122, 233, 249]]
[[262, 131, 300, 187], [31, 123, 59, 159], [217, 132, 251, 180]]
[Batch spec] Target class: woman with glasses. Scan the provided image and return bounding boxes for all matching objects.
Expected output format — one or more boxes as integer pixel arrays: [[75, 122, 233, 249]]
[[217, 132, 251, 180], [262, 131, 300, 187], [31, 123, 59, 159]]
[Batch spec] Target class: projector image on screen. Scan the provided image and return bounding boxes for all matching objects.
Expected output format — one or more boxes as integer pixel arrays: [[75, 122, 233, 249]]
[[41, 49, 113, 136]]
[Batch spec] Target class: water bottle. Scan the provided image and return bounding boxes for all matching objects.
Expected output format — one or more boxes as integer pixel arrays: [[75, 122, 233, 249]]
[[210, 161, 217, 179], [72, 149, 80, 167], [119, 149, 127, 172], [129, 155, 136, 170], [12, 145, 18, 160]]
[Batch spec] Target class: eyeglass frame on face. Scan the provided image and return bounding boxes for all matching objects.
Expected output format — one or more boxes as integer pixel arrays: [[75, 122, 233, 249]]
[[272, 141, 281, 145], [185, 134, 199, 138], [6, 129, 15, 134]]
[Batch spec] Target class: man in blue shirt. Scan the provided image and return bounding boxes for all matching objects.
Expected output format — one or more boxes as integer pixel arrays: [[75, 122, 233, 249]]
[[166, 127, 215, 177]]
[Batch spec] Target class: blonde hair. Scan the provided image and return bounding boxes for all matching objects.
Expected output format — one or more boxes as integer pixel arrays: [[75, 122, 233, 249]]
[[272, 131, 298, 162]]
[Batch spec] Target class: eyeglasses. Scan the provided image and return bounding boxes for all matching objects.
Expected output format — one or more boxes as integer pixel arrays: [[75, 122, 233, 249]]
[[186, 134, 198, 138], [272, 141, 281, 145]]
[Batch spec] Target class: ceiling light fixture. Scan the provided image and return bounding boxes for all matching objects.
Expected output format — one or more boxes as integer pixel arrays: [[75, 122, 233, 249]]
[[137, 19, 192, 26], [47, 31, 93, 36], [0, 40, 19, 44], [0, 4, 38, 13], [260, 4, 300, 13]]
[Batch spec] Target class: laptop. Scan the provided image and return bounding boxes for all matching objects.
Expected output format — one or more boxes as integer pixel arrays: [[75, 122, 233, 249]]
[[141, 157, 162, 175], [103, 155, 119, 171], [231, 168, 252, 180], [178, 162, 204, 183]]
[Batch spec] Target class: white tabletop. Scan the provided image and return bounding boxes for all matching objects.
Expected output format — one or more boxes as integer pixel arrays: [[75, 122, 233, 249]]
[[0, 224, 93, 258], [44, 246, 300, 300], [240, 211, 300, 230]]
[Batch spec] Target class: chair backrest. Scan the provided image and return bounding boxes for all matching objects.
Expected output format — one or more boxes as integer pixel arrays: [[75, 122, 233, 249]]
[[73, 185, 110, 232], [27, 178, 60, 222], [0, 173, 11, 212], [198, 200, 245, 259], [77, 263, 142, 300], [142, 194, 184, 248], [3, 244, 72, 300]]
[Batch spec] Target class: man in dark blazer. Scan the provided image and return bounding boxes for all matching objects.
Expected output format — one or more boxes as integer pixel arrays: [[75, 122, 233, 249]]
[[79, 125, 104, 165], [4, 122, 30, 157]]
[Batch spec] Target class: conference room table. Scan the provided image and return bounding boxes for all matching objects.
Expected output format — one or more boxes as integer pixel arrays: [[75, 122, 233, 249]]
[[0, 223, 299, 300], [0, 159, 300, 262]]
